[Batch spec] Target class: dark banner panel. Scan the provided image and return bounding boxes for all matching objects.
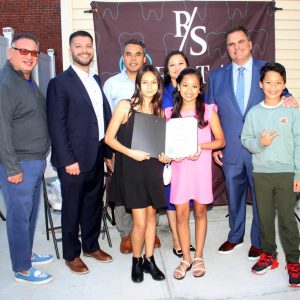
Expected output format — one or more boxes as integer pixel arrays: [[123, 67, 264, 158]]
[[91, 1, 275, 205], [91, 1, 274, 85]]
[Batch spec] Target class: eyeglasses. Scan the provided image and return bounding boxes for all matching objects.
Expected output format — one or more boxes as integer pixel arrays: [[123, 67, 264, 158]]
[[12, 47, 40, 57]]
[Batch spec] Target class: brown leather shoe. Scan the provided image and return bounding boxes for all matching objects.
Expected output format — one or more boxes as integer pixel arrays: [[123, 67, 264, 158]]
[[248, 245, 262, 261], [65, 257, 89, 274], [154, 235, 161, 248], [83, 249, 112, 263], [120, 235, 132, 254], [218, 240, 243, 254]]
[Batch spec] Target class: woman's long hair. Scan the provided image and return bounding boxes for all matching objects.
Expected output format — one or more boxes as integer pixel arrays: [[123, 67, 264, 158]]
[[171, 68, 208, 128], [163, 50, 189, 87], [131, 64, 163, 117]]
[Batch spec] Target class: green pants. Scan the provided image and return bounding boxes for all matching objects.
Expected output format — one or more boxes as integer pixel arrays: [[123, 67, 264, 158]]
[[253, 172, 300, 263]]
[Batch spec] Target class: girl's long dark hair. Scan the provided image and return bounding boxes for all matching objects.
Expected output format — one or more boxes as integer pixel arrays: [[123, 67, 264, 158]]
[[131, 64, 163, 117], [171, 68, 208, 128], [163, 50, 189, 87]]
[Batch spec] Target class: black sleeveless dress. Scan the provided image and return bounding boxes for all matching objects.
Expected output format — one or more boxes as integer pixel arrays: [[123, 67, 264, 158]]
[[110, 108, 166, 209]]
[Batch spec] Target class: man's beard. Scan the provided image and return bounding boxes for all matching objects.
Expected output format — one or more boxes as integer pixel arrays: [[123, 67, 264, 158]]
[[72, 53, 94, 66]]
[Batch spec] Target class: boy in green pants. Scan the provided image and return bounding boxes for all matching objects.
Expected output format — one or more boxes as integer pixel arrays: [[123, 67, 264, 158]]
[[241, 62, 300, 287]]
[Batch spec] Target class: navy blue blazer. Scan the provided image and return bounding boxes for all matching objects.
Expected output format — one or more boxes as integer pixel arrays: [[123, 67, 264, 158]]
[[207, 59, 266, 164], [46, 66, 112, 172]]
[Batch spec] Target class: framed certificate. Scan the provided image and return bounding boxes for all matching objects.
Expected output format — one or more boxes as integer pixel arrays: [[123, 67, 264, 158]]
[[131, 112, 198, 158]]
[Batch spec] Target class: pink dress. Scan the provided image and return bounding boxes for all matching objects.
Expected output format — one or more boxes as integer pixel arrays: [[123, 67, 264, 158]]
[[165, 104, 216, 205]]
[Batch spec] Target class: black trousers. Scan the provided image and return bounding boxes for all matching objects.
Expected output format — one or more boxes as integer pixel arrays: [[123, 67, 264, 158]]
[[58, 143, 104, 260]]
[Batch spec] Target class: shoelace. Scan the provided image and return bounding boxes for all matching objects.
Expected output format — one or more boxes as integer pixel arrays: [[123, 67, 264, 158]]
[[287, 263, 300, 278]]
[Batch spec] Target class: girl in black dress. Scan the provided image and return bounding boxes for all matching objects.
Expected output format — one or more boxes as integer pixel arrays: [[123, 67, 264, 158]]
[[105, 65, 170, 283]]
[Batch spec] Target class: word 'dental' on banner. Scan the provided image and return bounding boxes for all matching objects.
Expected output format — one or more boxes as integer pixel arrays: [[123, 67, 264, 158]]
[[91, 1, 275, 86]]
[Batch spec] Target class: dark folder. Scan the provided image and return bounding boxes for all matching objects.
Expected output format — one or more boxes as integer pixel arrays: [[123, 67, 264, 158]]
[[131, 112, 198, 158], [131, 112, 166, 158]]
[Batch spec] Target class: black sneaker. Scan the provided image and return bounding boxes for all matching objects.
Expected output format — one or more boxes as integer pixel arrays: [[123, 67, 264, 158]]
[[251, 252, 279, 275], [286, 263, 300, 287]]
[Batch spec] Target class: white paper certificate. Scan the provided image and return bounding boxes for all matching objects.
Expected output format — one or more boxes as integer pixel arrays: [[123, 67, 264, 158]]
[[165, 117, 198, 158]]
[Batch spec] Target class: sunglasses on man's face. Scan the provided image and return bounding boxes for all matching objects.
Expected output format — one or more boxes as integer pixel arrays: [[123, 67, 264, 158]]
[[12, 47, 40, 58]]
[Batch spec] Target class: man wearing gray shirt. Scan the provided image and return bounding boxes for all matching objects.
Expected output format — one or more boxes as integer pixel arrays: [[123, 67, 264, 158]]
[[0, 33, 53, 284], [103, 39, 161, 253]]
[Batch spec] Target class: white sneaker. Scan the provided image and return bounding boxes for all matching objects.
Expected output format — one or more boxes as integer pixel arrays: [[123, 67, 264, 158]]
[[15, 267, 53, 285]]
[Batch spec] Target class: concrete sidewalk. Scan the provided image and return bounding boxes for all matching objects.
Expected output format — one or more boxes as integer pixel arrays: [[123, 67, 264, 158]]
[[0, 193, 299, 300]]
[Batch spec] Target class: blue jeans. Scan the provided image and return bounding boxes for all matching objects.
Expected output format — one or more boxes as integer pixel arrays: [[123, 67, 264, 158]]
[[0, 160, 46, 272]]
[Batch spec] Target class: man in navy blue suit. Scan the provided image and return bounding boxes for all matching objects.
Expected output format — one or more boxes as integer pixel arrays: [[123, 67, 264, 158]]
[[47, 31, 113, 274], [208, 25, 297, 260]]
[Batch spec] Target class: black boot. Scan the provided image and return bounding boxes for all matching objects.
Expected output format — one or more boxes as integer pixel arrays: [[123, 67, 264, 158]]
[[131, 257, 144, 283], [143, 255, 165, 281]]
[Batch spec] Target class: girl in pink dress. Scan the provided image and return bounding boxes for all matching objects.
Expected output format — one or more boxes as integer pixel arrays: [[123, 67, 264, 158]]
[[165, 68, 225, 279]]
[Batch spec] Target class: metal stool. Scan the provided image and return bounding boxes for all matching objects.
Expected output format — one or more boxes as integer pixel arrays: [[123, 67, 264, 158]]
[[100, 172, 116, 246], [43, 175, 114, 259], [43, 177, 61, 259]]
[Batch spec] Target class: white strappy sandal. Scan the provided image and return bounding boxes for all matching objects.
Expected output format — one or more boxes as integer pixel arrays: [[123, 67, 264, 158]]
[[173, 260, 192, 280], [192, 257, 206, 277]]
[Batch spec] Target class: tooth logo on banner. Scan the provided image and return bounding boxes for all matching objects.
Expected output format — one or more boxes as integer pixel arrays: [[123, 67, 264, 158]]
[[173, 7, 207, 56]]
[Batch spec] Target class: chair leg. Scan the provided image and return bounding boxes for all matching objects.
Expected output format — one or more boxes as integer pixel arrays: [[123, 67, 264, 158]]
[[296, 194, 300, 223], [43, 184, 50, 241], [100, 176, 113, 248], [43, 177, 60, 259], [107, 202, 116, 226], [111, 207, 115, 225], [102, 207, 112, 247], [295, 212, 300, 223], [0, 209, 6, 221], [105, 206, 115, 226], [103, 174, 116, 226]]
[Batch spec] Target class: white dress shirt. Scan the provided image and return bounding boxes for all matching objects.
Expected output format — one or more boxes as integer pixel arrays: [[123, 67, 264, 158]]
[[72, 64, 105, 141]]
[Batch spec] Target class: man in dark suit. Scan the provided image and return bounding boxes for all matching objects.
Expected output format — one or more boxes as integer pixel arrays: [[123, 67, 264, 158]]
[[46, 31, 113, 274], [208, 25, 297, 260]]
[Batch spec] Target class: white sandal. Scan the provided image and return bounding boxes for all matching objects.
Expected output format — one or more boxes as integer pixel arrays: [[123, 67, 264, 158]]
[[192, 257, 205, 277], [173, 260, 192, 280]]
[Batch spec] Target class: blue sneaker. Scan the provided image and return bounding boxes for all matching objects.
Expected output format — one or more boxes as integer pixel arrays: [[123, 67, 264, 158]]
[[15, 267, 53, 285], [32, 253, 54, 265]]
